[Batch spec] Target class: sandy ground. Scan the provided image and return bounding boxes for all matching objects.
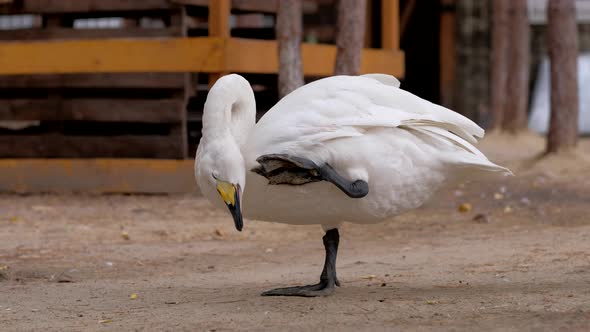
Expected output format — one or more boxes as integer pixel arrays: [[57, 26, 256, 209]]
[[1, 134, 590, 331]]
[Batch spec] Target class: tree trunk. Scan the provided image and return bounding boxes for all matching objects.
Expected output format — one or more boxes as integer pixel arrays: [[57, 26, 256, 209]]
[[276, 0, 304, 98], [490, 0, 510, 129], [453, 0, 491, 125], [547, 0, 579, 153], [503, 0, 530, 133], [334, 0, 366, 75]]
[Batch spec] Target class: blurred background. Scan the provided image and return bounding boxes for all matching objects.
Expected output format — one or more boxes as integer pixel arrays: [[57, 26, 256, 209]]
[[0, 0, 586, 191]]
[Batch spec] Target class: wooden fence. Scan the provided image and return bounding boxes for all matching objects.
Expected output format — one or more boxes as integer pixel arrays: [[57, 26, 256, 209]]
[[0, 0, 403, 192]]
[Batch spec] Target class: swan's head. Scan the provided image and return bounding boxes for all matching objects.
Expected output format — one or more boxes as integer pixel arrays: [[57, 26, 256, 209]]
[[196, 139, 246, 231]]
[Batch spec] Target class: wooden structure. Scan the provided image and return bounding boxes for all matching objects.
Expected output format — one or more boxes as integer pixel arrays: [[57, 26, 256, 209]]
[[0, 0, 403, 192]]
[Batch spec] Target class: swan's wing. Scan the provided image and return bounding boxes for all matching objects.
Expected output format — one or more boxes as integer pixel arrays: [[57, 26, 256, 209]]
[[361, 73, 401, 88], [247, 75, 508, 174]]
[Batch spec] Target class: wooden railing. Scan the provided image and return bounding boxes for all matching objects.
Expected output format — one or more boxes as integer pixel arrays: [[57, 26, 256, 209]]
[[0, 0, 404, 192], [0, 0, 404, 77]]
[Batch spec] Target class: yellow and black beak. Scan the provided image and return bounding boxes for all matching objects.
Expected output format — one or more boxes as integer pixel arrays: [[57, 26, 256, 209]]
[[216, 181, 243, 231]]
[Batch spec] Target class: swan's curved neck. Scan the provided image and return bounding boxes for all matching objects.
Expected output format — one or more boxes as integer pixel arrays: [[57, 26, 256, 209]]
[[202, 75, 256, 147]]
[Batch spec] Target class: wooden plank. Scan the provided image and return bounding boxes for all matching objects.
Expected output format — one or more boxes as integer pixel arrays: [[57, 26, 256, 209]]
[[0, 37, 225, 74], [231, 0, 276, 13], [172, 0, 321, 14], [0, 159, 196, 193], [226, 38, 405, 77], [0, 73, 185, 89], [0, 37, 404, 76], [0, 99, 184, 123], [0, 27, 183, 40], [0, 135, 184, 158], [381, 0, 400, 50], [0, 0, 178, 14]]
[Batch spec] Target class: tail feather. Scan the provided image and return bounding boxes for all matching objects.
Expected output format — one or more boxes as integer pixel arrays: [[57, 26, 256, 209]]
[[403, 124, 512, 176]]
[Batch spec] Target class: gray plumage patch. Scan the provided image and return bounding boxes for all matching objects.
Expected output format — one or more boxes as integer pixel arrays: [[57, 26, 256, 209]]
[[251, 154, 321, 185]]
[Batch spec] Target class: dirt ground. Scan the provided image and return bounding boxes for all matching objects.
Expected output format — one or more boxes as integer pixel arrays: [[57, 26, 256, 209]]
[[1, 134, 590, 331]]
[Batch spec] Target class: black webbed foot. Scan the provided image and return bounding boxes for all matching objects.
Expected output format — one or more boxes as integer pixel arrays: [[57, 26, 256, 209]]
[[261, 280, 336, 297], [261, 229, 341, 297]]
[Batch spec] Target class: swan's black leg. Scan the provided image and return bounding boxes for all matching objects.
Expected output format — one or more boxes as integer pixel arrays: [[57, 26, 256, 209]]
[[253, 154, 369, 198], [261, 229, 340, 297]]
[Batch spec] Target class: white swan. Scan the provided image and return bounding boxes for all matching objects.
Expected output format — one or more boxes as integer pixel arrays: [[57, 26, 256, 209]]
[[195, 73, 510, 296]]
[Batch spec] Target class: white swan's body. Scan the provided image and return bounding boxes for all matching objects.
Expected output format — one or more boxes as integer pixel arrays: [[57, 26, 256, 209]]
[[195, 74, 510, 230]]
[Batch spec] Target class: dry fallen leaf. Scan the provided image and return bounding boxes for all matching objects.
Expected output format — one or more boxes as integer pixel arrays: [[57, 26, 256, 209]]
[[0, 265, 8, 271], [121, 231, 130, 241], [129, 293, 138, 300], [458, 203, 472, 213], [98, 319, 113, 324], [426, 300, 438, 305], [504, 206, 513, 214], [493, 193, 504, 200], [214, 229, 224, 237]]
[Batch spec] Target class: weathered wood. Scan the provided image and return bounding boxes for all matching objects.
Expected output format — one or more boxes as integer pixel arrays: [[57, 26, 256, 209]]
[[547, 0, 579, 153], [208, 0, 230, 37], [490, 0, 510, 129], [0, 159, 196, 193], [334, 0, 366, 75], [0, 73, 185, 89], [226, 38, 405, 77], [231, 0, 277, 13], [503, 0, 530, 132], [208, 0, 230, 87], [0, 135, 184, 158], [381, 0, 399, 50], [0, 37, 225, 74], [0, 37, 404, 76], [0, 27, 182, 40], [0, 0, 178, 14], [0, 99, 184, 123], [172, 0, 321, 14], [276, 0, 304, 98]]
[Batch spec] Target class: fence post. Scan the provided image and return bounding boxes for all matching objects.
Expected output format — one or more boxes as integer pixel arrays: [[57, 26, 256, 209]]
[[208, 0, 231, 87]]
